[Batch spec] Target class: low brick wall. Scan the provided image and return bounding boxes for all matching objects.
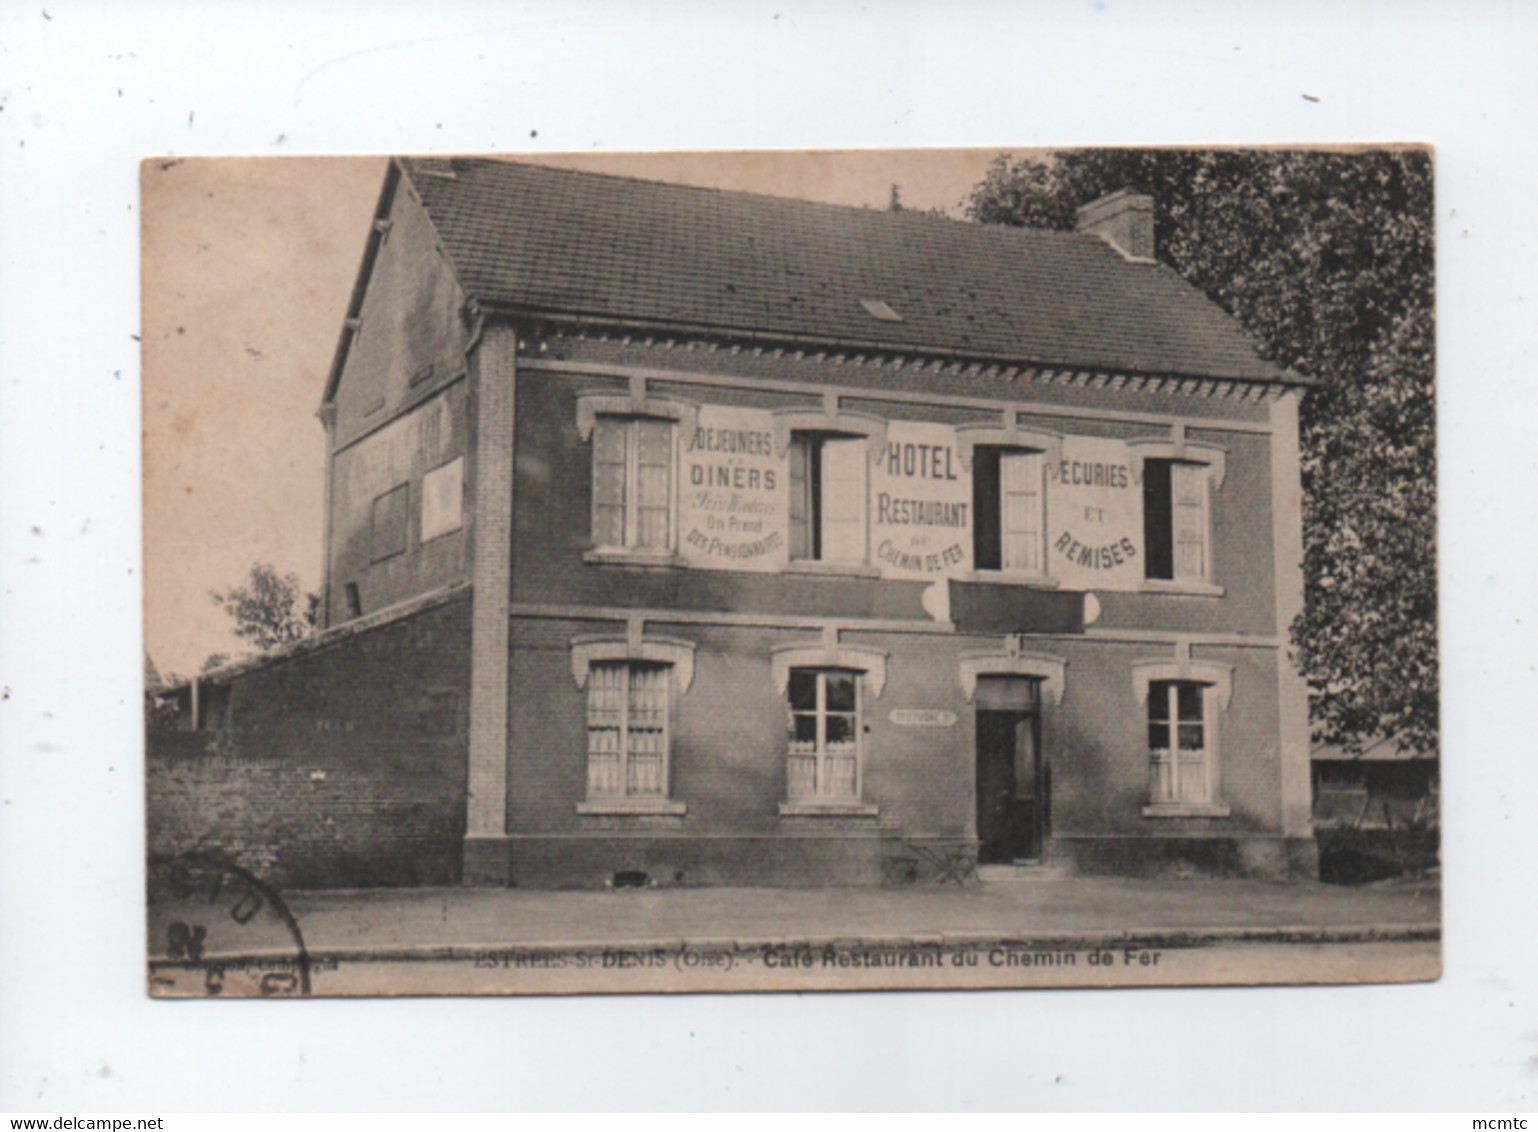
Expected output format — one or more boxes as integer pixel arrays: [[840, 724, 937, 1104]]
[[147, 737, 466, 889], [147, 594, 472, 889]]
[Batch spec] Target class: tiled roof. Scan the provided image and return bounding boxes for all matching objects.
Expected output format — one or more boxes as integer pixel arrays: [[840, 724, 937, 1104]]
[[396, 156, 1288, 383]]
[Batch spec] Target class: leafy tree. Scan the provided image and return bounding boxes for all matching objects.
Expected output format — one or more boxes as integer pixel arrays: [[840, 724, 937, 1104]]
[[966, 148, 1436, 753], [209, 562, 321, 653]]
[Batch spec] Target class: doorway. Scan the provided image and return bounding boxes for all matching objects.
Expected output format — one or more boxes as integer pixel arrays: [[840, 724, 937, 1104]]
[[975, 677, 1046, 863]]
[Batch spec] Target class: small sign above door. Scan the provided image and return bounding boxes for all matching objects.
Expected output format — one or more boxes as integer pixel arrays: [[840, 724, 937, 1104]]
[[888, 709, 959, 727]]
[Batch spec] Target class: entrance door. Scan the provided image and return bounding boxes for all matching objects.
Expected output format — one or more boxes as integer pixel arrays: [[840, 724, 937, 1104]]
[[975, 677, 1046, 863]]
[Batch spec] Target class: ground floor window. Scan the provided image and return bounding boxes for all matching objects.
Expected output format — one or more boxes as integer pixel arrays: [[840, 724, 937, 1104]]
[[585, 661, 670, 800], [786, 668, 862, 800], [1147, 679, 1213, 805]]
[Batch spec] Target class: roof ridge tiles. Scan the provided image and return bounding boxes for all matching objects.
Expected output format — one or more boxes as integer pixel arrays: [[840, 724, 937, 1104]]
[[389, 155, 1290, 385], [399, 154, 1094, 244]]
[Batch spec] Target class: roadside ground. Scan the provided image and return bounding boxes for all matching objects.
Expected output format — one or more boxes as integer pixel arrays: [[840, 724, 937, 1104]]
[[258, 872, 1438, 953]]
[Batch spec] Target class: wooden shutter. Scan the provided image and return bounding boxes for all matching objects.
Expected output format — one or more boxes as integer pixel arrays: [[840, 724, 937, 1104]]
[[999, 450, 1043, 572], [1172, 462, 1208, 581], [819, 437, 867, 563], [634, 419, 672, 550], [591, 418, 627, 548]]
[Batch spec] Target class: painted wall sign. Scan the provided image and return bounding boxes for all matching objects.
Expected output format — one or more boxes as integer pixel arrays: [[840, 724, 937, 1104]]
[[1045, 435, 1144, 591], [678, 405, 787, 571], [672, 405, 1147, 591], [888, 709, 959, 727], [345, 392, 455, 504], [871, 420, 973, 580]]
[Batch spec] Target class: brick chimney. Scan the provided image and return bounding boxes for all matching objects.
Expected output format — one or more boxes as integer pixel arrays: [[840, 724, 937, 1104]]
[[1075, 188, 1156, 262]]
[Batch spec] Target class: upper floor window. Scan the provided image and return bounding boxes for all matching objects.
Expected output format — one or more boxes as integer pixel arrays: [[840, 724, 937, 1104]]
[[1146, 679, 1214, 806], [786, 668, 863, 801], [1143, 459, 1211, 582], [592, 416, 673, 553], [972, 446, 1046, 574], [787, 433, 867, 564], [585, 661, 671, 802], [371, 482, 410, 562]]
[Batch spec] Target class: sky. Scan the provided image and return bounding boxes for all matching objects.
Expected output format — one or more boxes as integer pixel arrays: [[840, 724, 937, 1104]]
[[141, 148, 1028, 677]]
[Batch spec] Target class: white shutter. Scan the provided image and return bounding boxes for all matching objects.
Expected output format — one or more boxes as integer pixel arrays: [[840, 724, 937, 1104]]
[[999, 450, 1042, 573], [420, 457, 464, 542], [819, 438, 867, 564], [1172, 462, 1208, 581]]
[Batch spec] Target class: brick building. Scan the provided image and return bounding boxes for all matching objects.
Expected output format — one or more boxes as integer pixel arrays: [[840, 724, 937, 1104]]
[[154, 156, 1317, 888]]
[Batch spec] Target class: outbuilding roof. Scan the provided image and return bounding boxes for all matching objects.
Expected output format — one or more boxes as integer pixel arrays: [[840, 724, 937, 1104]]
[[1311, 736, 1433, 762], [392, 156, 1290, 384]]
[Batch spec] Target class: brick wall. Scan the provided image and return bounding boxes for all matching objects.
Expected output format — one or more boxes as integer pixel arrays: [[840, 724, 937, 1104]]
[[146, 594, 472, 889], [328, 382, 471, 624], [147, 744, 463, 888]]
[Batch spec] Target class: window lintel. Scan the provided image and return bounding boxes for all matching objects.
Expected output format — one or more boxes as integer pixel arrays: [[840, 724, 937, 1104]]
[[770, 642, 888, 699], [1127, 437, 1227, 488], [771, 407, 887, 458], [574, 391, 699, 441], [954, 422, 1064, 471], [958, 650, 1067, 706], [1131, 658, 1233, 711]]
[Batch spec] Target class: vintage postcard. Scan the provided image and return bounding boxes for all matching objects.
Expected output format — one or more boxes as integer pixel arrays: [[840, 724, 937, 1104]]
[[142, 149, 1439, 997]]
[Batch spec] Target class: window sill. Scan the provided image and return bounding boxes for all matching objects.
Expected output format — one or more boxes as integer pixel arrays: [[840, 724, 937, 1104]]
[[1141, 802, 1232, 819], [961, 570, 1061, 589], [778, 800, 881, 818], [421, 525, 463, 546], [583, 549, 685, 569], [1138, 579, 1226, 598], [577, 799, 687, 816], [784, 561, 881, 579]]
